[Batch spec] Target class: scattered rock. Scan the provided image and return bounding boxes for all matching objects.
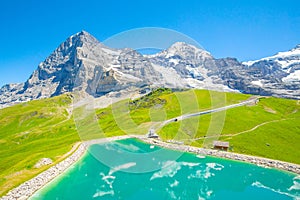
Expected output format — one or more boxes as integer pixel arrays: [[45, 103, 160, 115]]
[[34, 158, 53, 168], [263, 106, 277, 114]]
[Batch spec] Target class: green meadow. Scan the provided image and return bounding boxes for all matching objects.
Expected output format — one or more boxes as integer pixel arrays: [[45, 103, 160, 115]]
[[0, 89, 299, 196], [0, 94, 80, 196]]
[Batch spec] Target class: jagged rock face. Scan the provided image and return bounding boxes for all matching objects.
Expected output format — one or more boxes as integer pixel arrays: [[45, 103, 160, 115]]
[[0, 83, 25, 108], [241, 45, 300, 98], [8, 31, 88, 103], [0, 31, 300, 109], [117, 49, 162, 83], [148, 42, 213, 80]]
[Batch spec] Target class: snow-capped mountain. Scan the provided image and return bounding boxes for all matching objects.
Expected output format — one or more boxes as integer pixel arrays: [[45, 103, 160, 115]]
[[243, 45, 300, 83], [242, 44, 300, 98], [0, 31, 299, 108], [0, 31, 162, 108]]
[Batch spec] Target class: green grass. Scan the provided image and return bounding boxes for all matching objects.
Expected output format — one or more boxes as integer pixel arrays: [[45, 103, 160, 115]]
[[0, 94, 80, 196], [159, 96, 300, 164], [220, 98, 300, 163], [98, 89, 250, 127], [1, 88, 299, 196]]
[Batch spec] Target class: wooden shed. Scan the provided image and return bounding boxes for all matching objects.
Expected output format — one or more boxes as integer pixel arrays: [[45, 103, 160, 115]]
[[213, 141, 229, 151]]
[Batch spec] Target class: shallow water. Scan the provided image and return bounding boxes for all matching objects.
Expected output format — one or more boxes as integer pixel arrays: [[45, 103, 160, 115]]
[[31, 138, 300, 200]]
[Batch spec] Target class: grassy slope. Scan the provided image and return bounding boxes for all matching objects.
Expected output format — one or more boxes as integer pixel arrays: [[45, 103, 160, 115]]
[[160, 96, 300, 163], [97, 89, 299, 164], [1, 89, 299, 196], [221, 98, 300, 162], [0, 94, 80, 196], [96, 89, 251, 133]]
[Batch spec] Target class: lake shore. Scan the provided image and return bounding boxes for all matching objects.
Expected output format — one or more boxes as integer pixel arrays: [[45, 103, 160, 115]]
[[2, 135, 300, 199], [0, 135, 132, 200], [139, 137, 300, 175]]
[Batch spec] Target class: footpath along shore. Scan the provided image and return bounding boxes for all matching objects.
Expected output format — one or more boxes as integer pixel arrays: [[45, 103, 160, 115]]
[[2, 135, 300, 199]]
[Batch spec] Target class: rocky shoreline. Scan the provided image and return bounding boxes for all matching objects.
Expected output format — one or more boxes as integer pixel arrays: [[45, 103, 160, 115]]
[[140, 138, 300, 174], [2, 135, 300, 199], [0, 135, 132, 200]]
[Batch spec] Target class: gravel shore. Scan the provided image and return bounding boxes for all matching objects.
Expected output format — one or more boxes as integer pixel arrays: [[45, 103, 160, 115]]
[[0, 135, 131, 200], [2, 135, 300, 199], [140, 137, 300, 175]]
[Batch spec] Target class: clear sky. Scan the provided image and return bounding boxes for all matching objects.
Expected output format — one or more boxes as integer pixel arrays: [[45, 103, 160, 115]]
[[0, 0, 300, 87]]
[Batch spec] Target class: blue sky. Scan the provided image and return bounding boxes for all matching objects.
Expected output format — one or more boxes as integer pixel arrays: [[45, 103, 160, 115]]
[[0, 0, 300, 87]]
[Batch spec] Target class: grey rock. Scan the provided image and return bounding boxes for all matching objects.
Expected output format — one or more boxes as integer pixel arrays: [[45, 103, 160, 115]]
[[1, 31, 300, 109]]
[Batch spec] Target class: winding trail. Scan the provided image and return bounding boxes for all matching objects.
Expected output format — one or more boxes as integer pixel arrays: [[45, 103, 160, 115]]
[[54, 106, 73, 126], [222, 118, 291, 137], [186, 118, 293, 141]]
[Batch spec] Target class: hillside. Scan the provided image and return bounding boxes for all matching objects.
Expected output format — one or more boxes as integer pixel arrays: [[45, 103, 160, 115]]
[[0, 94, 80, 196], [0, 89, 300, 196], [159, 95, 300, 162], [97, 89, 300, 164]]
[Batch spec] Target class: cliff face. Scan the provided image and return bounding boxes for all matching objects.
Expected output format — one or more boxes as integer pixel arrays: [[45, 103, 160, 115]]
[[1, 31, 299, 108]]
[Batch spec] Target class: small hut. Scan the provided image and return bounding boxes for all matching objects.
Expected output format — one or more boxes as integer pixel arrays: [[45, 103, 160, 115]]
[[147, 129, 159, 139], [213, 141, 229, 151]]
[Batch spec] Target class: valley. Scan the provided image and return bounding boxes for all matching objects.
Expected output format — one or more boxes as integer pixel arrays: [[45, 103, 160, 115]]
[[0, 89, 299, 197]]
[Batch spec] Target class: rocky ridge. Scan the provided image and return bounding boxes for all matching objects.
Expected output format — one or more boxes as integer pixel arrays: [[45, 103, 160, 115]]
[[1, 31, 299, 109]]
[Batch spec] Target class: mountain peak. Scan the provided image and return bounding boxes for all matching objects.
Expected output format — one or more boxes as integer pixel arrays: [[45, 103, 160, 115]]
[[79, 30, 89, 34], [1, 31, 300, 109], [47, 30, 102, 58], [76, 30, 92, 37], [170, 41, 191, 47], [292, 44, 300, 51], [70, 30, 99, 44], [161, 41, 211, 59], [169, 42, 202, 50]]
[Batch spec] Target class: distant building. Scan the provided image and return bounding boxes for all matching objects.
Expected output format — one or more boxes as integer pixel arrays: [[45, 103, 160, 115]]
[[213, 141, 229, 151], [147, 129, 159, 139]]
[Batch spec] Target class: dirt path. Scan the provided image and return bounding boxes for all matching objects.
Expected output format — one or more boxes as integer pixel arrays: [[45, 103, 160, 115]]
[[184, 118, 293, 141], [222, 118, 290, 137]]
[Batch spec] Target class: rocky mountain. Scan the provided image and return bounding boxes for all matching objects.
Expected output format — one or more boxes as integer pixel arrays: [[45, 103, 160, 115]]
[[0, 31, 299, 109], [148, 42, 300, 98], [242, 45, 300, 97]]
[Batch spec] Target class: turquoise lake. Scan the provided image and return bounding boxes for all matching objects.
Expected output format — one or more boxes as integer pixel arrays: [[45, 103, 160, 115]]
[[31, 138, 300, 199]]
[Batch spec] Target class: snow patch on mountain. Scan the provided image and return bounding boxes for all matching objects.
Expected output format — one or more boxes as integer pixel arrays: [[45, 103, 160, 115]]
[[282, 70, 300, 82], [243, 45, 300, 71], [151, 64, 187, 88], [151, 42, 212, 61], [1, 31, 300, 109], [251, 80, 264, 87]]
